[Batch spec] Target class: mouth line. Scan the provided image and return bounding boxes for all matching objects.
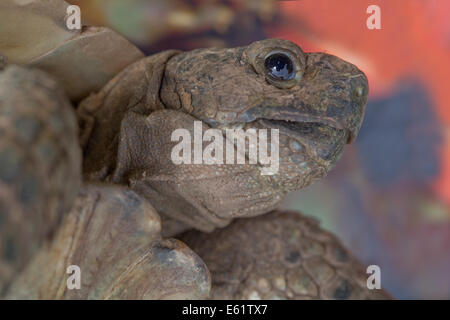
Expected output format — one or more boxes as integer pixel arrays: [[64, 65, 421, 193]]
[[238, 107, 353, 143], [257, 118, 341, 139], [256, 115, 352, 148], [237, 107, 346, 131], [206, 107, 353, 143], [257, 116, 344, 131]]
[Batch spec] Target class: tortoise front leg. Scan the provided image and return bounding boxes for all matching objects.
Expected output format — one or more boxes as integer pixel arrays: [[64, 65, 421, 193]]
[[181, 210, 392, 300], [5, 185, 211, 300]]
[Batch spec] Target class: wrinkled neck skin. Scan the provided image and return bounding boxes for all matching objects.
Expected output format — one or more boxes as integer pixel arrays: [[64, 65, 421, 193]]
[[78, 42, 367, 236]]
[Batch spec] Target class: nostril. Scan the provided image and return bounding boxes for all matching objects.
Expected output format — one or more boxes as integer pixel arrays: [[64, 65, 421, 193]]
[[355, 86, 364, 98]]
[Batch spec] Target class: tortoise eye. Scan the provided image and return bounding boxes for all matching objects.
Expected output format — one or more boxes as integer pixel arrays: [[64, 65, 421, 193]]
[[264, 53, 295, 81]]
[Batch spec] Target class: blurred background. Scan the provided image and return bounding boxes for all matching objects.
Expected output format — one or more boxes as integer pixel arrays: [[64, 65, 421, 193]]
[[67, 0, 450, 299]]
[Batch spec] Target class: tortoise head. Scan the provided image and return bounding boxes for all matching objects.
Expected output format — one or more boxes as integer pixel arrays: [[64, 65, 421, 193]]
[[161, 39, 368, 191]]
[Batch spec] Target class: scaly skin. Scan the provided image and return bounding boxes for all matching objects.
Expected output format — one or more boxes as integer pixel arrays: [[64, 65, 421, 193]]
[[79, 39, 368, 235], [182, 211, 391, 300]]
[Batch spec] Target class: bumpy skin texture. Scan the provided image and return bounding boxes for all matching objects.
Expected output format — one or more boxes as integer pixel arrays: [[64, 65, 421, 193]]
[[6, 185, 210, 299], [78, 39, 368, 235], [181, 211, 391, 300], [0, 66, 81, 293]]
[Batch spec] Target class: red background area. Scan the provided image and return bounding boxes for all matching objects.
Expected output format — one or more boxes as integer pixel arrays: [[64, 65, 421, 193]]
[[273, 0, 450, 299], [270, 0, 450, 205]]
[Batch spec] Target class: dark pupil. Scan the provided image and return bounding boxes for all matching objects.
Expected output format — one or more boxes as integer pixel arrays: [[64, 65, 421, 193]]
[[265, 53, 294, 80]]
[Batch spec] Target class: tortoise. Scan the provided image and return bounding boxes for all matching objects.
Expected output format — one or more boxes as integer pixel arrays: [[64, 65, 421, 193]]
[[0, 0, 390, 299]]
